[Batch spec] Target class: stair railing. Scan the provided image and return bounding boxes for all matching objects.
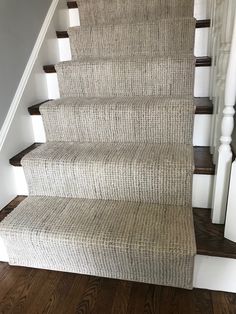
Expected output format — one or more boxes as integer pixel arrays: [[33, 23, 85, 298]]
[[210, 0, 236, 224]]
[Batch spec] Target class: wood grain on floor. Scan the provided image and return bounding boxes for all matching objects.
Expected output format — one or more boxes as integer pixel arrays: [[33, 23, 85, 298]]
[[0, 262, 236, 314]]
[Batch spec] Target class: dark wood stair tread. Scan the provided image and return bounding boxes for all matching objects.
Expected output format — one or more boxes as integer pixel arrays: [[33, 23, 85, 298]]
[[194, 208, 236, 259], [43, 57, 212, 73], [9, 143, 215, 175], [67, 1, 78, 9], [56, 20, 211, 40], [28, 98, 213, 116], [10, 144, 42, 167], [194, 146, 215, 175], [2, 196, 236, 260]]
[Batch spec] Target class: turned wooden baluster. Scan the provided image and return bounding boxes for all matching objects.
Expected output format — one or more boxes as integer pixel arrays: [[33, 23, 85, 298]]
[[211, 7, 236, 224]]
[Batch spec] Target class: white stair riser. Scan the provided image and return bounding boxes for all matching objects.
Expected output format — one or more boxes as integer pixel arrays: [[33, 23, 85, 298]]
[[1, 247, 235, 293], [58, 28, 209, 62], [45, 68, 211, 102], [31, 111, 212, 146], [12, 165, 213, 209], [69, 1, 211, 29]]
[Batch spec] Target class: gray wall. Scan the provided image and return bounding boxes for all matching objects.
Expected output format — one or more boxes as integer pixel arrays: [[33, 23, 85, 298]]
[[0, 0, 52, 128]]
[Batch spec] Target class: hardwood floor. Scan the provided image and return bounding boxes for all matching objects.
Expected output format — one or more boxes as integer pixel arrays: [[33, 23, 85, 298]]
[[0, 262, 236, 314]]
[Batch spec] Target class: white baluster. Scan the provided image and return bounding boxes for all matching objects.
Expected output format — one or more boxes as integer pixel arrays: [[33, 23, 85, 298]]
[[211, 12, 236, 224]]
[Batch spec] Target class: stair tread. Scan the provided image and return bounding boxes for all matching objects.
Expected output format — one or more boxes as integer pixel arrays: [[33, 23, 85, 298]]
[[68, 19, 195, 59], [56, 20, 210, 40], [9, 143, 215, 175], [194, 208, 236, 259], [0, 195, 195, 289], [28, 97, 213, 115], [39, 96, 194, 143], [43, 57, 212, 74], [2, 196, 236, 260]]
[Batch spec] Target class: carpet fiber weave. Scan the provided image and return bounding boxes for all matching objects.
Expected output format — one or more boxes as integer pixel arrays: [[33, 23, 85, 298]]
[[22, 142, 193, 206], [56, 56, 195, 98], [76, 0, 194, 25], [40, 96, 194, 144], [68, 19, 195, 59], [0, 0, 197, 289], [0, 196, 196, 289]]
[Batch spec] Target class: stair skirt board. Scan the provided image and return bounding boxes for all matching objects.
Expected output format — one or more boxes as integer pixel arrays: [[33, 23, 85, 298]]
[[0, 0, 201, 289]]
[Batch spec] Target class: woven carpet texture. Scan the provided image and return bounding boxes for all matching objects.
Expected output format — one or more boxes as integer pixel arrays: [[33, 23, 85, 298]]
[[0, 0, 197, 290]]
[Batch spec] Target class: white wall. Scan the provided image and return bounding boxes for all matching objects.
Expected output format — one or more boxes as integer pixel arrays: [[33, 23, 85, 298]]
[[0, 0, 52, 129], [0, 0, 67, 209]]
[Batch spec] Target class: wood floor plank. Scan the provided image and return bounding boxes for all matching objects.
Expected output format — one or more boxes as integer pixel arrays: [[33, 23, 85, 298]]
[[75, 276, 102, 313], [92, 278, 117, 314], [0, 265, 28, 305], [143, 285, 162, 314], [0, 263, 235, 313], [0, 267, 37, 313], [56, 274, 89, 314], [111, 280, 132, 314], [192, 289, 214, 314], [10, 268, 51, 314], [211, 291, 236, 314], [40, 272, 75, 314], [126, 282, 150, 314], [25, 270, 63, 314]]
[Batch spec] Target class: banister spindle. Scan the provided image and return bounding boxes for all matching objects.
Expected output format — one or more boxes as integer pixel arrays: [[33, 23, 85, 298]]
[[211, 10, 236, 224]]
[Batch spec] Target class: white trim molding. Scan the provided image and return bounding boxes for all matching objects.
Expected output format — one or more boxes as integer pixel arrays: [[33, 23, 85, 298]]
[[225, 158, 236, 242], [0, 0, 60, 152]]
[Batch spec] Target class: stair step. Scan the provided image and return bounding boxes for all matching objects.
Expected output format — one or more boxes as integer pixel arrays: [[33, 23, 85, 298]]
[[43, 57, 212, 74], [56, 19, 211, 40], [2, 196, 236, 260], [9, 143, 215, 175], [28, 98, 213, 116], [0, 195, 195, 289], [67, 1, 78, 9]]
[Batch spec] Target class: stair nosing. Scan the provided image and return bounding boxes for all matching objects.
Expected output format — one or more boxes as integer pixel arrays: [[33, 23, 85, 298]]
[[28, 98, 213, 116], [43, 57, 212, 74], [56, 20, 211, 39], [9, 143, 215, 175], [2, 196, 236, 260]]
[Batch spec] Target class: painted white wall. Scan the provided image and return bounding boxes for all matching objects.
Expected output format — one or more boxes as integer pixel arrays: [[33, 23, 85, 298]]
[[0, 0, 52, 129], [0, 0, 69, 209]]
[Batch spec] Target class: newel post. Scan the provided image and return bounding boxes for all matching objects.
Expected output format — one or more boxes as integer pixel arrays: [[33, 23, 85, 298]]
[[211, 12, 236, 224]]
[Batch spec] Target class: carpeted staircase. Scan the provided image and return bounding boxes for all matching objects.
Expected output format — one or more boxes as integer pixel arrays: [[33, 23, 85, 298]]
[[0, 0, 197, 289]]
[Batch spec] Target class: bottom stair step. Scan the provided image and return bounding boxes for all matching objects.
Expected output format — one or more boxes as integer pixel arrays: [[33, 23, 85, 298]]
[[0, 196, 196, 290]]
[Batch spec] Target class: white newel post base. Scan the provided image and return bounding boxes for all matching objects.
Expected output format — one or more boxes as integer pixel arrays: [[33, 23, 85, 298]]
[[225, 159, 236, 241], [212, 146, 232, 224]]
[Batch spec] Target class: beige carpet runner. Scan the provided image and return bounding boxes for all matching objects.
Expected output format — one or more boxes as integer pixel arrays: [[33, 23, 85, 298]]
[[0, 0, 197, 289]]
